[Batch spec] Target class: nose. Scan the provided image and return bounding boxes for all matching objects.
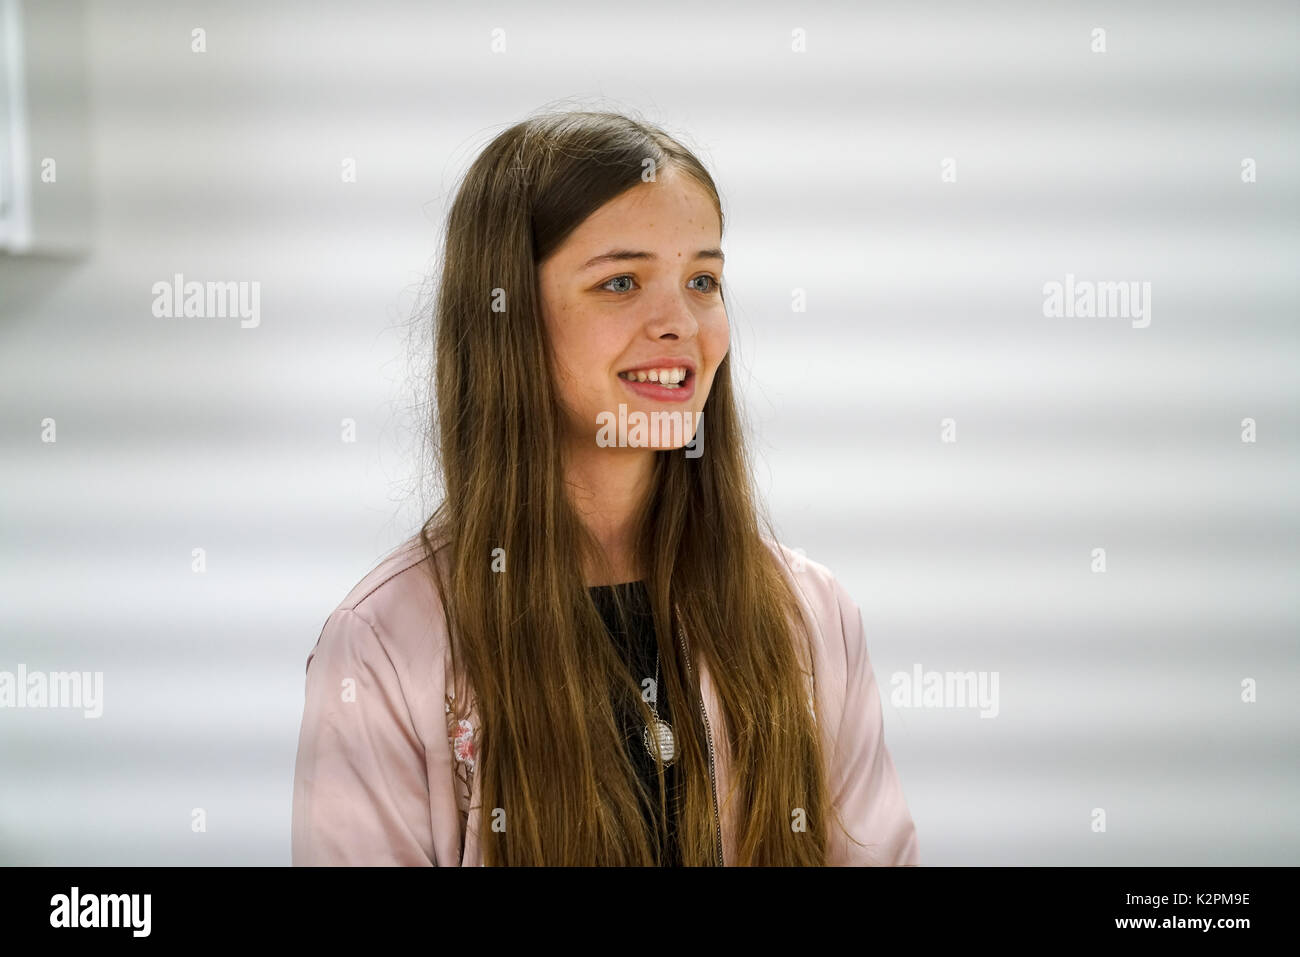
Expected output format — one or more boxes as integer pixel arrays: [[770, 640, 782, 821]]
[[643, 285, 701, 342]]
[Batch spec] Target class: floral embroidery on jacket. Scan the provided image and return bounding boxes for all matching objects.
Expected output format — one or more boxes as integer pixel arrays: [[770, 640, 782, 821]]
[[452, 717, 477, 772], [445, 685, 477, 842]]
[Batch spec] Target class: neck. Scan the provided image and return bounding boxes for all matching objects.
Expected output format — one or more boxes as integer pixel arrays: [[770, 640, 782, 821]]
[[564, 441, 655, 587]]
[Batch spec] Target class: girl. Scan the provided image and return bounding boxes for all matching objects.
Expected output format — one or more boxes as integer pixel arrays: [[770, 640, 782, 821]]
[[291, 109, 919, 866]]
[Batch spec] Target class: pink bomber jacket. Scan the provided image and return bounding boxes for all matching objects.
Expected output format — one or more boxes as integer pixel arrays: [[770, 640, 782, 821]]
[[290, 534, 920, 866]]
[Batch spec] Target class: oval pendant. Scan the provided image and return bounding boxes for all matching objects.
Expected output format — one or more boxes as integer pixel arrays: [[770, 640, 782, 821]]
[[643, 718, 676, 767]]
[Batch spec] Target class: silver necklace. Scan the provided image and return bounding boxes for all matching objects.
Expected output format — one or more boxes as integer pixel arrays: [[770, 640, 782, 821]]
[[642, 652, 676, 768]]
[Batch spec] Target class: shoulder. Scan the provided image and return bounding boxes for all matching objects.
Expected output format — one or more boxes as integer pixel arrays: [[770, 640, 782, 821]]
[[762, 537, 872, 728], [308, 532, 452, 676], [336, 533, 441, 619], [762, 538, 860, 647]]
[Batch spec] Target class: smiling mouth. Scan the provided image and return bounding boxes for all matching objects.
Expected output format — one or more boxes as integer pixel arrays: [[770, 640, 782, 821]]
[[616, 366, 693, 389]]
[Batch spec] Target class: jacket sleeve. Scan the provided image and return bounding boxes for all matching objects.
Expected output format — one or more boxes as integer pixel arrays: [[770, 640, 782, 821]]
[[291, 607, 437, 865], [826, 577, 920, 865]]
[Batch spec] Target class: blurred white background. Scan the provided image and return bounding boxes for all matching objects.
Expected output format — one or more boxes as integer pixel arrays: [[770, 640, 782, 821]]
[[0, 0, 1296, 865]]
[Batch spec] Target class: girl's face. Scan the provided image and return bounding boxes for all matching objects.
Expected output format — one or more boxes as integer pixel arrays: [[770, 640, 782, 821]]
[[537, 168, 729, 453]]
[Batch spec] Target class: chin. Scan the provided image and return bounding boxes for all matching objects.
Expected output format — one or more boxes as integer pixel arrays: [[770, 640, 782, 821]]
[[590, 397, 706, 454]]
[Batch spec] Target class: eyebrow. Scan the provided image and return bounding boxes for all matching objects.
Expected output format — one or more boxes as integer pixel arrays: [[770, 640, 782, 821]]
[[579, 248, 725, 271]]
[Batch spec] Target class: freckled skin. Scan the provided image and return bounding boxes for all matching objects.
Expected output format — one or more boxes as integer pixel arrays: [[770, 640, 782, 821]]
[[537, 169, 729, 451]]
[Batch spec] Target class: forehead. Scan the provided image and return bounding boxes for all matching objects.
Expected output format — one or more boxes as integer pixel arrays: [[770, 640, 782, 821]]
[[552, 170, 720, 263]]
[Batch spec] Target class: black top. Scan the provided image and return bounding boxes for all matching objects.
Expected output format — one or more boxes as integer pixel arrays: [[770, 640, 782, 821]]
[[588, 581, 682, 866]]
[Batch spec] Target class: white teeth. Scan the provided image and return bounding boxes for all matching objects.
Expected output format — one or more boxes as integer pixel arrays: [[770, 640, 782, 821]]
[[620, 366, 688, 386]]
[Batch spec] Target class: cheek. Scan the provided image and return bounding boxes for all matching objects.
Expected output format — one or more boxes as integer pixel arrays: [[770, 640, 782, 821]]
[[552, 316, 618, 406], [703, 310, 730, 362], [547, 308, 590, 377]]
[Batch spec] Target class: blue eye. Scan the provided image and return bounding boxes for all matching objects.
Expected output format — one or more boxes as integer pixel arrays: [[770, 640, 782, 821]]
[[599, 274, 721, 294], [602, 275, 636, 293]]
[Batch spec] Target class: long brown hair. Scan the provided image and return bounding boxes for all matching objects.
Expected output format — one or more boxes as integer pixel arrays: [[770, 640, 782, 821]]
[[418, 107, 832, 865]]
